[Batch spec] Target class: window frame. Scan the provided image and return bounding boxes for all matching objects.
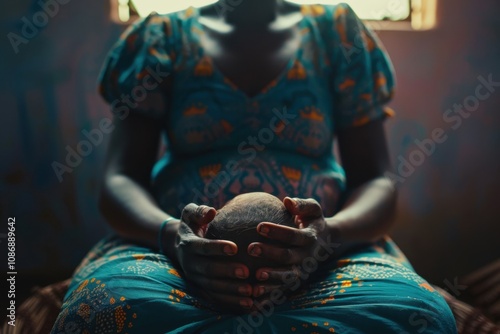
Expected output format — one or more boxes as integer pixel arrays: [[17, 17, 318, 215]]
[[110, 0, 437, 31]]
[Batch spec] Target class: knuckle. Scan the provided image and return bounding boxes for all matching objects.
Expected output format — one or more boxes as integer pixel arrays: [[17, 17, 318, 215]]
[[305, 198, 321, 211], [177, 223, 190, 235], [195, 205, 209, 218], [293, 229, 315, 245], [174, 234, 181, 246], [199, 261, 212, 275], [293, 197, 307, 209], [181, 203, 198, 221], [199, 240, 210, 255], [304, 229, 318, 242], [178, 237, 194, 250]]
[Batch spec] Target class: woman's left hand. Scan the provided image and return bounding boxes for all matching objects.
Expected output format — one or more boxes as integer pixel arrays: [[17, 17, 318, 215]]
[[247, 197, 340, 299]]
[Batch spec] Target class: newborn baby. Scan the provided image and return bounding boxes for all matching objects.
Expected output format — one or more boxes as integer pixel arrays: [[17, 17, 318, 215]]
[[206, 192, 295, 283]]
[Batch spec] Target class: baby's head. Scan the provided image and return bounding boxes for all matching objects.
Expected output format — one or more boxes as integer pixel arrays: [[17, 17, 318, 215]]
[[206, 192, 294, 282]]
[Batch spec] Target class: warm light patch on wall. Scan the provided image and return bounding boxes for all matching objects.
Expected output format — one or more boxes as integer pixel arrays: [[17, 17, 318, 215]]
[[411, 0, 437, 30], [116, 0, 411, 21], [118, 0, 131, 22]]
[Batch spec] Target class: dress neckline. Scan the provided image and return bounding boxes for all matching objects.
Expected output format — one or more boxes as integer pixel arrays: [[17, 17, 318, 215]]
[[190, 5, 309, 101]]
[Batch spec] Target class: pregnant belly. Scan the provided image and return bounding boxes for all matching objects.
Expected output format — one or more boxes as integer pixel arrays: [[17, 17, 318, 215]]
[[152, 150, 345, 217]]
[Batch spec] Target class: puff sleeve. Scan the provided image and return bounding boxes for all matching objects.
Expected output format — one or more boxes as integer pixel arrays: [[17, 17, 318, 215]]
[[98, 13, 174, 119], [328, 3, 396, 128]]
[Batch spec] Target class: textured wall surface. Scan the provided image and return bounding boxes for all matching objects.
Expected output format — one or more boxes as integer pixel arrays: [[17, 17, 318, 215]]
[[1, 0, 499, 289], [379, 0, 500, 283]]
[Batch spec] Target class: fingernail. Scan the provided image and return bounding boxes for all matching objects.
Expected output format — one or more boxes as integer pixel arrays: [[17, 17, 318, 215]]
[[249, 245, 261, 256], [235, 268, 246, 279], [238, 286, 250, 296], [258, 226, 269, 235], [256, 286, 265, 297], [259, 272, 269, 281], [224, 245, 235, 255], [240, 299, 252, 309]]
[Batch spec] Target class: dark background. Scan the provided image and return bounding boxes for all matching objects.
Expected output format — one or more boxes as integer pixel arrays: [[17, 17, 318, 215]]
[[1, 0, 499, 304]]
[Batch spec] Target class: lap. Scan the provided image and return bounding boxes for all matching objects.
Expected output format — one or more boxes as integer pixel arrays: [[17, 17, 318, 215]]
[[51, 235, 457, 334]]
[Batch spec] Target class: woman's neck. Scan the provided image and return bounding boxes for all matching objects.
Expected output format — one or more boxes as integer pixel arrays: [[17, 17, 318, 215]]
[[218, 0, 286, 28]]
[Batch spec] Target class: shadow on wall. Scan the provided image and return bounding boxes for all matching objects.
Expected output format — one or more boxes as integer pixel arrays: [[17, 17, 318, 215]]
[[380, 0, 500, 282], [1, 0, 121, 286], [1, 0, 499, 294]]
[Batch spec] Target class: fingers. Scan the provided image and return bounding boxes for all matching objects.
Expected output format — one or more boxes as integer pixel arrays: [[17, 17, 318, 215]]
[[283, 197, 323, 219], [181, 203, 216, 228], [251, 283, 283, 298], [256, 222, 316, 246], [176, 233, 237, 256], [190, 260, 250, 279], [253, 267, 305, 298], [255, 267, 301, 282], [193, 276, 253, 297], [248, 242, 304, 265]]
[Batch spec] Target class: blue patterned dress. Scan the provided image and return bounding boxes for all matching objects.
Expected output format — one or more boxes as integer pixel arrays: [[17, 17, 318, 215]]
[[51, 4, 457, 334]]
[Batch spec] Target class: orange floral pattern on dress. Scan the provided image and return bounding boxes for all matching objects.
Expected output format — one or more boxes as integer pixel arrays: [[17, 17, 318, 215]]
[[261, 79, 278, 94], [183, 104, 207, 116], [352, 115, 371, 127], [282, 166, 302, 182], [194, 56, 213, 76], [301, 5, 326, 16], [300, 106, 324, 122], [374, 73, 387, 89], [199, 164, 222, 179], [287, 60, 307, 80], [125, 34, 138, 50], [220, 120, 233, 134], [77, 303, 91, 320], [168, 268, 181, 277], [420, 283, 435, 292], [132, 254, 145, 261], [339, 78, 356, 91], [115, 306, 126, 333]]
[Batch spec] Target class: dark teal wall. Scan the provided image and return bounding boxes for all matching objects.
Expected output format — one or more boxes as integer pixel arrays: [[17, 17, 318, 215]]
[[1, 0, 123, 281]]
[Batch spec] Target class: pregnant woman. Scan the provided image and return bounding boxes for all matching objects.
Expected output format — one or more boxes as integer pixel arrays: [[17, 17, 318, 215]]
[[52, 1, 457, 333]]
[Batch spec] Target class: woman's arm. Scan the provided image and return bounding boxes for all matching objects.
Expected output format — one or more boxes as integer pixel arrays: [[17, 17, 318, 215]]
[[98, 114, 180, 260], [327, 118, 397, 256], [247, 119, 396, 293], [98, 114, 253, 308]]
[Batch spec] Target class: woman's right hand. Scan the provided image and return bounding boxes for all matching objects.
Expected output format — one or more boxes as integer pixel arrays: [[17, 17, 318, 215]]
[[175, 203, 254, 310]]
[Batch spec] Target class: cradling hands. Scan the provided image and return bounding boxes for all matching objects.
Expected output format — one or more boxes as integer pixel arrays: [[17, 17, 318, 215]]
[[175, 203, 255, 310], [247, 197, 339, 299]]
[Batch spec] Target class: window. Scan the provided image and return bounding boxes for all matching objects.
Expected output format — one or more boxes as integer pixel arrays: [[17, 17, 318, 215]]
[[112, 0, 436, 30]]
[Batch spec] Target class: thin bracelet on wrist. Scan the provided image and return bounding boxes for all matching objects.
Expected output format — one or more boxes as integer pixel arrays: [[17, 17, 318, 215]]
[[158, 217, 175, 254]]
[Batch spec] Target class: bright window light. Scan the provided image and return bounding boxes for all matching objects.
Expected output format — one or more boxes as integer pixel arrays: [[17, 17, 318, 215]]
[[130, 0, 411, 21]]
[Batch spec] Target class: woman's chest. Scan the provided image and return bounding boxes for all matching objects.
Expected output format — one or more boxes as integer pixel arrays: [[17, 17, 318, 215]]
[[165, 13, 335, 158], [199, 30, 303, 98]]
